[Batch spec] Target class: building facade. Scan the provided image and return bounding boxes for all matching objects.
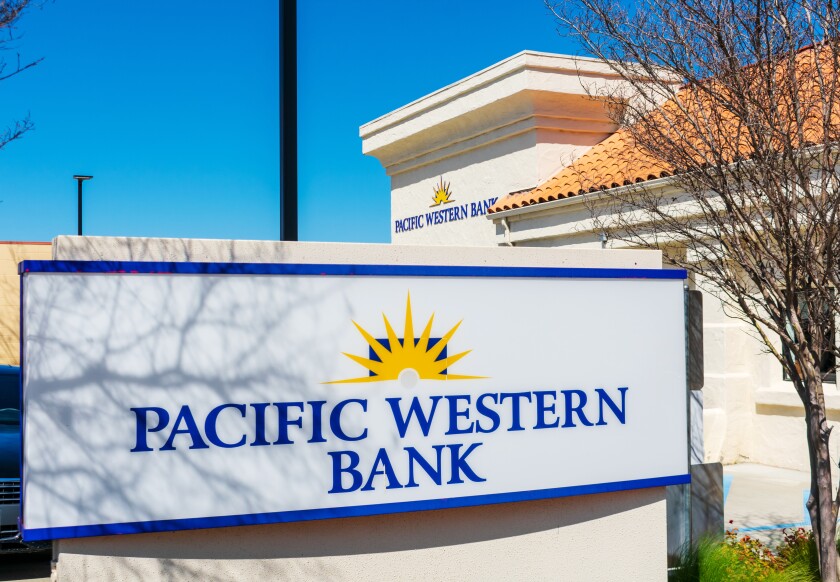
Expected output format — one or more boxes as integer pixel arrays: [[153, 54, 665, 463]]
[[360, 51, 625, 247], [0, 242, 51, 365], [363, 50, 822, 473]]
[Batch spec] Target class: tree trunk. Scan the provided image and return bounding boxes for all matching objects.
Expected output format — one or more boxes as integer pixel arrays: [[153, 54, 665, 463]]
[[803, 370, 838, 582]]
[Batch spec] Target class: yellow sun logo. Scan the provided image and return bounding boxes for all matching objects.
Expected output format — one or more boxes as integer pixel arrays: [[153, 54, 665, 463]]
[[430, 177, 455, 207], [326, 293, 485, 386]]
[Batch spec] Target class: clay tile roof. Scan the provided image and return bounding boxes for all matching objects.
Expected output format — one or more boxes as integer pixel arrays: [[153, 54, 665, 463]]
[[489, 129, 670, 213], [489, 45, 839, 215]]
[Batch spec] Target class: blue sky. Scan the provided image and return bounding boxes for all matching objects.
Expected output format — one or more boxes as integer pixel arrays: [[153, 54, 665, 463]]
[[0, 1, 576, 243]]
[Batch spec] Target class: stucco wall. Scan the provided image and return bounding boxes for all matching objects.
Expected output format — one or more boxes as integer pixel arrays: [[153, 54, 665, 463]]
[[698, 277, 840, 474], [0, 241, 51, 365], [51, 235, 663, 269], [55, 489, 666, 582], [48, 235, 671, 582], [361, 51, 623, 247], [388, 130, 602, 247]]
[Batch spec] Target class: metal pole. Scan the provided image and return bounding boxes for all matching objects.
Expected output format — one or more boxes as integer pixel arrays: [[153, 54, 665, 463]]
[[77, 179, 83, 236], [73, 175, 93, 236], [281, 0, 298, 241]]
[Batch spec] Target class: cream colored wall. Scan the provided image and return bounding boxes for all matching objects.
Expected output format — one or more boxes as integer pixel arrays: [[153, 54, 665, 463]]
[[51, 235, 664, 269], [697, 279, 840, 473], [749, 319, 840, 474], [56, 490, 667, 582], [693, 276, 758, 466], [49, 235, 671, 582], [388, 131, 600, 247], [361, 52, 626, 247], [0, 242, 51, 365]]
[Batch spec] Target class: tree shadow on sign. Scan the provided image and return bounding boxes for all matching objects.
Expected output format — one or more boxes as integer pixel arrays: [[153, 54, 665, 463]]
[[23, 238, 664, 578], [23, 240, 354, 580]]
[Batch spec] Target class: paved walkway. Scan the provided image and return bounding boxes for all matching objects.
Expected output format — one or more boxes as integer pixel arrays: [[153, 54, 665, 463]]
[[724, 463, 814, 547]]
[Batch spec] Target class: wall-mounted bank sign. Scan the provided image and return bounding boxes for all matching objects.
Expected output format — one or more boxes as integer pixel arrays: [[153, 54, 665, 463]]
[[393, 178, 498, 234], [19, 261, 689, 540]]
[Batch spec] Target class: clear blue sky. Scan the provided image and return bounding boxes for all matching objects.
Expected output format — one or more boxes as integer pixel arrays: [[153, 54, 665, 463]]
[[0, 1, 576, 243]]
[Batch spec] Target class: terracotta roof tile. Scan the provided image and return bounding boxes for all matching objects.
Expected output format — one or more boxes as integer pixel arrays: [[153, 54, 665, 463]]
[[489, 129, 670, 213], [489, 46, 839, 215]]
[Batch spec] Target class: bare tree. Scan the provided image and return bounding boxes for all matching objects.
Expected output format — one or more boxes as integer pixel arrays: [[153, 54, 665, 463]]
[[548, 0, 840, 578], [0, 0, 39, 150]]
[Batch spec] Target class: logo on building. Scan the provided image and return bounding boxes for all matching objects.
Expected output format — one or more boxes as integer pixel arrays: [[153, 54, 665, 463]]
[[430, 177, 455, 207], [326, 293, 484, 386]]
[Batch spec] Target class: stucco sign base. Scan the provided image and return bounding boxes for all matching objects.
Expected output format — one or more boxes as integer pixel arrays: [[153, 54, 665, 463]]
[[55, 489, 666, 582], [47, 236, 672, 581]]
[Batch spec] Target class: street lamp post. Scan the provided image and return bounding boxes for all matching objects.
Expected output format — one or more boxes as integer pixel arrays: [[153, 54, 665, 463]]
[[73, 175, 93, 236], [281, 0, 297, 241]]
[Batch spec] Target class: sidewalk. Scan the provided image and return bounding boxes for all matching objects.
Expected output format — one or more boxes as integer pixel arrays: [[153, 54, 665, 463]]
[[724, 463, 813, 547]]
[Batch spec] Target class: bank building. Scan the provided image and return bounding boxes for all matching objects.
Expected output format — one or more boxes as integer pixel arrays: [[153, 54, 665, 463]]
[[361, 49, 825, 476], [0, 48, 826, 582]]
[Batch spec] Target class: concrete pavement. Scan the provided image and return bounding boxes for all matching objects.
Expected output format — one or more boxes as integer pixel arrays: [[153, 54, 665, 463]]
[[724, 463, 814, 547]]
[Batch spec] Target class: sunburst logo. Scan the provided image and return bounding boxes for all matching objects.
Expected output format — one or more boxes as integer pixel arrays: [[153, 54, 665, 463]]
[[430, 177, 455, 207], [326, 293, 485, 387]]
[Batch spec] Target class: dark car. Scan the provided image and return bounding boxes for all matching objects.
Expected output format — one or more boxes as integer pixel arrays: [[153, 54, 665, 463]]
[[0, 365, 48, 551]]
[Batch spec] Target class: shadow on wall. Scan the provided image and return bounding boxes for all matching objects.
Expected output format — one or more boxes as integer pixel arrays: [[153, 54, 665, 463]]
[[57, 489, 661, 563], [25, 254, 349, 532], [757, 402, 840, 423]]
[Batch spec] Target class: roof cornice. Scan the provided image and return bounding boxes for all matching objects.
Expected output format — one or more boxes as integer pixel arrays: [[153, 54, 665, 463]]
[[487, 175, 677, 221], [360, 51, 625, 139]]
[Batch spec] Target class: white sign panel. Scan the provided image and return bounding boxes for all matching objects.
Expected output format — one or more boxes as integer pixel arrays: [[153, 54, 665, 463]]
[[20, 261, 688, 540]]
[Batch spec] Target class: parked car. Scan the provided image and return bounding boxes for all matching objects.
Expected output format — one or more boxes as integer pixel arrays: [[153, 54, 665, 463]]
[[0, 365, 48, 552]]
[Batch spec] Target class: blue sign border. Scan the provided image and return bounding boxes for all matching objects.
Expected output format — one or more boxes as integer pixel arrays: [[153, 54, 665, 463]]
[[23, 473, 690, 541], [19, 259, 689, 541], [19, 259, 687, 280]]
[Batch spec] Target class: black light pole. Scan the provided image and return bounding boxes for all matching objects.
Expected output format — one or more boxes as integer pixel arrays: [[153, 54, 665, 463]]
[[73, 175, 93, 236], [280, 0, 297, 241]]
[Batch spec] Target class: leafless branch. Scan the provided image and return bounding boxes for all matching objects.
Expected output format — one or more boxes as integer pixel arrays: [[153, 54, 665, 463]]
[[548, 0, 840, 577], [0, 0, 38, 150]]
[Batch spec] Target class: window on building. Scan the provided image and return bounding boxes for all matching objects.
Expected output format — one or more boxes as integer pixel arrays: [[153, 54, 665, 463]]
[[782, 291, 836, 384]]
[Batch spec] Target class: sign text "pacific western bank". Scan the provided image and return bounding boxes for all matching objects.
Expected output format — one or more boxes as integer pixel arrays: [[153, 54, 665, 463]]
[[130, 386, 628, 495], [130, 387, 628, 493], [394, 197, 498, 234]]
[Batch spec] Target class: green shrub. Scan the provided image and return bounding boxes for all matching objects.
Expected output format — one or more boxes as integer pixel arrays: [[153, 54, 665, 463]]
[[776, 528, 819, 580], [670, 537, 774, 581]]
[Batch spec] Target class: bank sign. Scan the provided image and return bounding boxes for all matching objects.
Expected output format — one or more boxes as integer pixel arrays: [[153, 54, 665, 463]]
[[393, 177, 498, 234], [19, 261, 689, 540]]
